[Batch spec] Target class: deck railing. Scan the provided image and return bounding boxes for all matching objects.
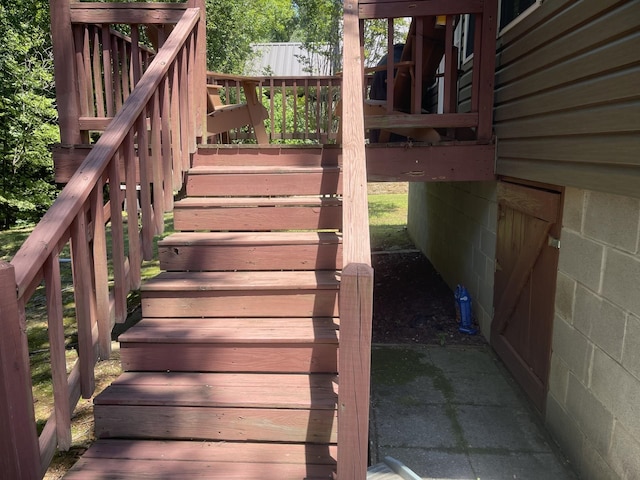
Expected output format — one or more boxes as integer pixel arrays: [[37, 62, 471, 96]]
[[207, 73, 343, 144], [358, 0, 498, 142], [0, 5, 204, 478]]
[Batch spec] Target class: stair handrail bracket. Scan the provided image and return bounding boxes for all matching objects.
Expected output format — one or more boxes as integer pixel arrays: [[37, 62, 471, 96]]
[[338, 2, 375, 479], [0, 5, 204, 478]]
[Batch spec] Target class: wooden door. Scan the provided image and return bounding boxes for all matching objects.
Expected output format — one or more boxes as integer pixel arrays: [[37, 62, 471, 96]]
[[492, 180, 562, 413]]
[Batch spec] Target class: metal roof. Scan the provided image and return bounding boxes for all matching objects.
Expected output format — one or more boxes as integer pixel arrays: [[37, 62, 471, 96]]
[[246, 42, 331, 76]]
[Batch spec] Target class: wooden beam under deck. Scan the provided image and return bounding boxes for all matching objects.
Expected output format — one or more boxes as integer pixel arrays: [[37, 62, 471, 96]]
[[366, 143, 496, 182]]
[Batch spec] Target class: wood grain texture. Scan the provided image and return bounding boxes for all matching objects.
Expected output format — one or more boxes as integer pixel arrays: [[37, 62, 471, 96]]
[[95, 405, 337, 443], [119, 317, 338, 344], [186, 167, 342, 196], [0, 263, 40, 480], [341, 1, 370, 266], [337, 263, 374, 480], [96, 373, 337, 408]]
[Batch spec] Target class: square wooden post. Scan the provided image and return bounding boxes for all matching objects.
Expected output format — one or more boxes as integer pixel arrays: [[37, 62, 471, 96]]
[[337, 263, 374, 480], [0, 262, 40, 479]]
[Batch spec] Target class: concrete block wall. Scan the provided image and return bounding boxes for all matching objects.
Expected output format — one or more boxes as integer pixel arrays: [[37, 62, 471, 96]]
[[547, 187, 640, 480], [407, 181, 497, 340]]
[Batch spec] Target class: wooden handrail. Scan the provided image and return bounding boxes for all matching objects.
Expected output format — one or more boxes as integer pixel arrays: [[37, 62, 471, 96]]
[[2, 6, 204, 477]]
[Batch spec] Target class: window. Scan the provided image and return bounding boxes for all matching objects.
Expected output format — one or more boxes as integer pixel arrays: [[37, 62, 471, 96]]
[[499, 0, 541, 31]]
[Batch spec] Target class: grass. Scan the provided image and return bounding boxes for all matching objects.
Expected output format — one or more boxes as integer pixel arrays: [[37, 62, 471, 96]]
[[368, 193, 414, 251], [1, 191, 410, 477]]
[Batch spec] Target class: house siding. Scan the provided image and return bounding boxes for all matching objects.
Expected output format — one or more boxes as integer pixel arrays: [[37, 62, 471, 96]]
[[493, 0, 640, 198]]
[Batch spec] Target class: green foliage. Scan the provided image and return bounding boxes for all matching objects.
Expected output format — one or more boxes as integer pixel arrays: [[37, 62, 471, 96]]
[[206, 0, 296, 73], [291, 0, 342, 74], [369, 193, 413, 251], [0, 0, 59, 228]]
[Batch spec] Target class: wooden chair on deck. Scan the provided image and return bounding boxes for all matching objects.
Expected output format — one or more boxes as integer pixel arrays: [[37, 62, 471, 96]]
[[206, 75, 269, 144], [337, 16, 450, 144]]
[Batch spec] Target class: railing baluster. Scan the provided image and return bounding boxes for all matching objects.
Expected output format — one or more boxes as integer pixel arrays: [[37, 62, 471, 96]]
[[74, 25, 90, 118], [150, 90, 165, 234], [137, 111, 155, 261], [43, 253, 72, 451], [131, 25, 142, 88], [92, 26, 105, 118], [102, 25, 115, 117], [304, 78, 309, 141], [83, 26, 95, 117], [121, 38, 131, 102], [179, 49, 190, 171], [70, 210, 96, 399], [124, 131, 142, 289], [170, 64, 183, 187], [108, 150, 127, 323], [160, 77, 174, 209], [187, 32, 196, 152], [91, 178, 111, 359]]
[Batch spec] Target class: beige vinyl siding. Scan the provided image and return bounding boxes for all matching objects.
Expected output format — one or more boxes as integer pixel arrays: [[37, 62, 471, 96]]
[[492, 0, 640, 197]]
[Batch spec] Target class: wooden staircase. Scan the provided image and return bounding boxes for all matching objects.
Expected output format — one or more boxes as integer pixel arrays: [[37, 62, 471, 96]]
[[65, 145, 343, 479]]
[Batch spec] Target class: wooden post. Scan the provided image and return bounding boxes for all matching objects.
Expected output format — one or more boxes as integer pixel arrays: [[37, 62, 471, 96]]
[[337, 263, 374, 480], [0, 262, 40, 480], [476, 0, 498, 141], [342, 0, 370, 265], [50, 0, 83, 144], [188, 0, 207, 142]]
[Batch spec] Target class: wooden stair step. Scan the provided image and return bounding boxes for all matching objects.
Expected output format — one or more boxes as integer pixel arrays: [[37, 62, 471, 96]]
[[158, 232, 342, 271], [173, 196, 342, 231], [95, 372, 337, 409], [194, 144, 341, 167], [65, 440, 336, 479], [186, 165, 342, 197], [174, 196, 342, 207], [159, 231, 342, 246], [95, 405, 337, 443], [141, 270, 340, 292], [140, 271, 340, 318], [120, 342, 337, 373], [119, 318, 339, 344]]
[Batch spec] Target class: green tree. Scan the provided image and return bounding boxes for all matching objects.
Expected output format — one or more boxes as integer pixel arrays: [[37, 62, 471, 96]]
[[206, 0, 297, 73], [0, 0, 59, 228], [291, 0, 342, 75]]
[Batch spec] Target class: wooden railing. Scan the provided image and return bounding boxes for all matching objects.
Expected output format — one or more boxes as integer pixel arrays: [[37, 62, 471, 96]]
[[337, 2, 374, 480], [358, 0, 498, 142], [208, 73, 342, 144], [51, 1, 201, 145], [0, 5, 204, 478]]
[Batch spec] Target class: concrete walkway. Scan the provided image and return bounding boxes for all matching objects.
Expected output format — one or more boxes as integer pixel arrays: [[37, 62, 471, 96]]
[[369, 345, 578, 480]]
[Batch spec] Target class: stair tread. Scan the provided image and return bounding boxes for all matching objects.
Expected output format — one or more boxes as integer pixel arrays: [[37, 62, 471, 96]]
[[141, 270, 340, 291], [95, 372, 337, 409], [66, 440, 336, 479], [159, 231, 342, 246], [77, 438, 337, 464], [189, 165, 340, 174], [174, 196, 341, 207], [119, 318, 339, 344]]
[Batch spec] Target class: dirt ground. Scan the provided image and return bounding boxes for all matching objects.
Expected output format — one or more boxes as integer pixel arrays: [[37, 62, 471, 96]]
[[371, 250, 487, 347]]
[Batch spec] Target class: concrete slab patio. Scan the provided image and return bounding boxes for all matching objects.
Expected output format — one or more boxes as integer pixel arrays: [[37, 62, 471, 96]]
[[369, 344, 578, 480]]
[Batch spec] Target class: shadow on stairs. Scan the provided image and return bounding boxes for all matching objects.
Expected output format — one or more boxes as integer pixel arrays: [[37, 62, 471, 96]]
[[65, 145, 343, 479]]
